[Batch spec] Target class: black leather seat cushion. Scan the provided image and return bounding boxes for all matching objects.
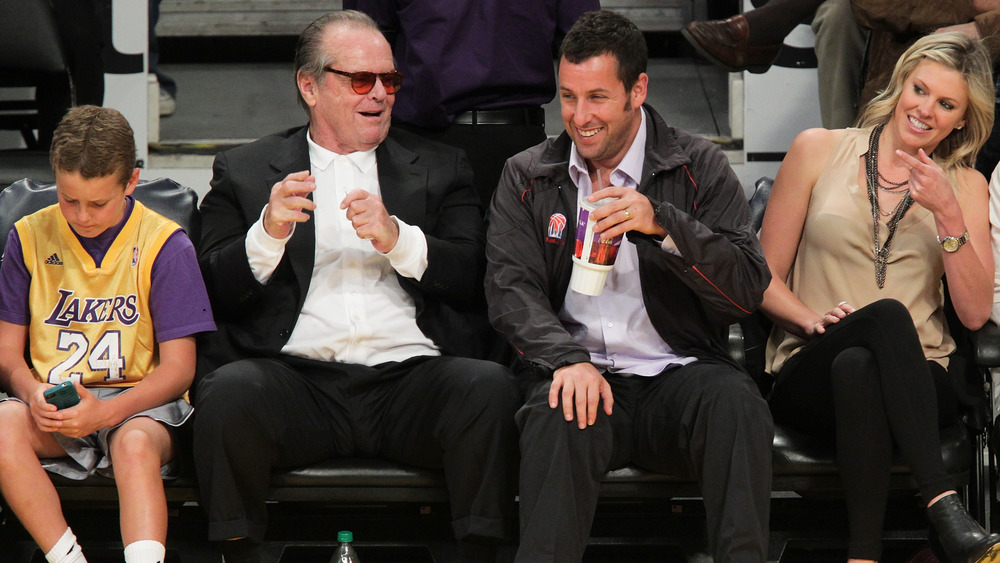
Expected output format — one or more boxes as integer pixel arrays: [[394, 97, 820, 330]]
[[0, 177, 201, 257]]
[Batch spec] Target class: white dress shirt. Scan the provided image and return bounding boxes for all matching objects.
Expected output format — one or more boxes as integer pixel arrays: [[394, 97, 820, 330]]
[[560, 107, 696, 376], [244, 131, 439, 365]]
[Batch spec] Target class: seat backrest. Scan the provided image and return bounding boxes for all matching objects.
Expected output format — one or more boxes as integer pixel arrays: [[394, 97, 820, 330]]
[[748, 176, 772, 233], [0, 0, 66, 72], [739, 177, 775, 394], [0, 178, 201, 258]]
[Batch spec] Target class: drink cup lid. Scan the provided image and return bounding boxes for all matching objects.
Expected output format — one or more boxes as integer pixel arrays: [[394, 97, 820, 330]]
[[580, 197, 614, 211]]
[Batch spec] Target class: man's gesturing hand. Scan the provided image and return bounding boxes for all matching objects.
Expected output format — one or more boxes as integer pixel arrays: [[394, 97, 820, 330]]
[[263, 170, 317, 239], [342, 189, 399, 253]]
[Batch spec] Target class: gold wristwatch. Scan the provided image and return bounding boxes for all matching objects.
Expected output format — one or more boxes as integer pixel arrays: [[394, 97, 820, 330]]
[[937, 230, 970, 253]]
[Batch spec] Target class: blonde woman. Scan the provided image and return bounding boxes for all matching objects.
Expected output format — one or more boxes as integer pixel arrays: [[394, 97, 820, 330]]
[[760, 33, 998, 563]]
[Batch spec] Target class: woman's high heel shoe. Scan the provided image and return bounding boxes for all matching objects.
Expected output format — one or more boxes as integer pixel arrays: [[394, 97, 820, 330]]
[[927, 494, 1000, 563]]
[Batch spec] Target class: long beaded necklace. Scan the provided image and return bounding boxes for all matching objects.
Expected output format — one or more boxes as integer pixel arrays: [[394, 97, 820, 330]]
[[866, 123, 913, 289], [877, 169, 909, 192]]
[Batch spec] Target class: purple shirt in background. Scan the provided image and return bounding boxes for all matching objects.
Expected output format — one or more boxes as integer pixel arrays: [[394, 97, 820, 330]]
[[345, 0, 599, 128], [0, 196, 215, 343]]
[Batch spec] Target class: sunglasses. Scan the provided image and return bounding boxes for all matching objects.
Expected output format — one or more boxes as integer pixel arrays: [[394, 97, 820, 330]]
[[323, 67, 404, 95]]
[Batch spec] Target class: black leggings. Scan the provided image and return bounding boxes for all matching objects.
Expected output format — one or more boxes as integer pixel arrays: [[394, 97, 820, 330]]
[[769, 299, 958, 560]]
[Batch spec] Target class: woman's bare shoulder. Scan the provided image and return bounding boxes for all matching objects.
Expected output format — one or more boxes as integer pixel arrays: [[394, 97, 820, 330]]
[[790, 127, 847, 152], [780, 128, 847, 178]]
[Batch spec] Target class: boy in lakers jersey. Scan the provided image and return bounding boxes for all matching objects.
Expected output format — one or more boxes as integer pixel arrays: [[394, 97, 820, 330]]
[[0, 106, 215, 563]]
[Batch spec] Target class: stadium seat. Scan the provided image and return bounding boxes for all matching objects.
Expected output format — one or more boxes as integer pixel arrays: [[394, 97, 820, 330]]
[[0, 176, 995, 563]]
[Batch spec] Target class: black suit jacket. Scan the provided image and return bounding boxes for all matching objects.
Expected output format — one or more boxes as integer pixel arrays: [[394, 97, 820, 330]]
[[196, 125, 493, 374]]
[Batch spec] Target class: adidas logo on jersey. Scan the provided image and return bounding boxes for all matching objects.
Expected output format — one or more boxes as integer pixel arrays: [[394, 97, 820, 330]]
[[44, 253, 63, 265]]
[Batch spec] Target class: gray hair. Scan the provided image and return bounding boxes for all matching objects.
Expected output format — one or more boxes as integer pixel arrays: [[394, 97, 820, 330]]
[[293, 10, 381, 111]]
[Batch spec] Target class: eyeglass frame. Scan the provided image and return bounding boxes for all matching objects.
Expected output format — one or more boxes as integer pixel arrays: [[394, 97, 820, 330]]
[[323, 67, 404, 95]]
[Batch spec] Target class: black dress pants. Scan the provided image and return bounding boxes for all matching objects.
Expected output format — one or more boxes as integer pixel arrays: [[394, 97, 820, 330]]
[[769, 299, 958, 560], [514, 360, 774, 563], [193, 354, 520, 543]]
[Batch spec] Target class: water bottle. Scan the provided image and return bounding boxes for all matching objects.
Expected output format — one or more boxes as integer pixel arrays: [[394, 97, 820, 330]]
[[331, 530, 361, 563]]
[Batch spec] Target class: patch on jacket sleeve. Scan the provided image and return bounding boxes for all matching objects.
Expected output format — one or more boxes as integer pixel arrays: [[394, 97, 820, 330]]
[[546, 213, 567, 244]]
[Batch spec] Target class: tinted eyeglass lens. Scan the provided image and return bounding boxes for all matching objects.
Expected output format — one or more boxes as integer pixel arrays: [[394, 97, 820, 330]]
[[350, 72, 403, 94], [381, 72, 403, 93], [350, 72, 378, 94]]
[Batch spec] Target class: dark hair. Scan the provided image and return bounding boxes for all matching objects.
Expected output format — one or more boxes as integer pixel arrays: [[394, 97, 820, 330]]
[[559, 10, 647, 90], [294, 10, 381, 111], [49, 105, 136, 187]]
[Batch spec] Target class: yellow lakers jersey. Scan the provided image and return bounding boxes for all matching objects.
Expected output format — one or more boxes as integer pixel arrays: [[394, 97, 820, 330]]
[[16, 201, 180, 387]]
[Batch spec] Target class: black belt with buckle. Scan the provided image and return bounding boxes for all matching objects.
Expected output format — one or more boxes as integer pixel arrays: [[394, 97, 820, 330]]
[[452, 106, 545, 126]]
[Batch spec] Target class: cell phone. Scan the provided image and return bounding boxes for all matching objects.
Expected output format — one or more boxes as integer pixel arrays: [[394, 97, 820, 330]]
[[44, 381, 81, 410]]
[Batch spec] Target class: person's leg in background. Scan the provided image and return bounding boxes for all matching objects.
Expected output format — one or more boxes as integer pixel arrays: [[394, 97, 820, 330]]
[[682, 0, 826, 73], [40, 0, 104, 147], [812, 0, 868, 129], [148, 0, 176, 116], [392, 116, 547, 213], [49, 0, 104, 107]]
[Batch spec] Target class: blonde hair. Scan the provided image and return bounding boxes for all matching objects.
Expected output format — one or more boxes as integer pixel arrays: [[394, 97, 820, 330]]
[[858, 31, 994, 169]]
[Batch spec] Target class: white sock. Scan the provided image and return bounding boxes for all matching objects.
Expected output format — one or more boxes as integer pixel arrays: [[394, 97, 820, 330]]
[[45, 527, 87, 563], [123, 540, 166, 563]]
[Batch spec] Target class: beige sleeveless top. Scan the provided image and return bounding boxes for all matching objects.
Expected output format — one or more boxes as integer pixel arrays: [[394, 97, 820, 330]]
[[766, 127, 960, 374]]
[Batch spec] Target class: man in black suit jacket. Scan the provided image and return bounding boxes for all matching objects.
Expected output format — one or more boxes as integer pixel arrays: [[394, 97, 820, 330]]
[[192, 11, 518, 563]]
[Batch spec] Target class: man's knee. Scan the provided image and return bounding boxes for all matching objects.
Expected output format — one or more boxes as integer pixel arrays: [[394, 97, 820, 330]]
[[433, 360, 519, 431], [698, 371, 774, 438], [193, 359, 280, 444], [813, 0, 867, 56], [196, 360, 273, 410], [516, 388, 615, 457], [461, 360, 519, 407], [812, 0, 854, 34]]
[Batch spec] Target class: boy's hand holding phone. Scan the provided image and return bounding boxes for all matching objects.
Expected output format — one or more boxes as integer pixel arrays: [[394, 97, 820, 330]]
[[44, 381, 81, 409], [43, 384, 108, 438], [31, 381, 87, 434]]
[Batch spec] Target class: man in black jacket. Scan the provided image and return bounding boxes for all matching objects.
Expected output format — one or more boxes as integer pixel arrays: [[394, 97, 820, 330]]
[[485, 10, 773, 562], [193, 11, 518, 563]]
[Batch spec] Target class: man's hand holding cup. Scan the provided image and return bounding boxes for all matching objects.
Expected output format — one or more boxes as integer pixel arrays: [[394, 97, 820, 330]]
[[570, 179, 667, 296], [589, 185, 667, 240]]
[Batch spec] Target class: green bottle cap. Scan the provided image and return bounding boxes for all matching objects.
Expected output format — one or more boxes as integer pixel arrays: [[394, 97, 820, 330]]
[[338, 530, 354, 543]]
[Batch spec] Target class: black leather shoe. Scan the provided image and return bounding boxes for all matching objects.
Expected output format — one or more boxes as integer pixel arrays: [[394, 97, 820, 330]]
[[217, 539, 261, 563], [927, 494, 1000, 563], [681, 15, 780, 74]]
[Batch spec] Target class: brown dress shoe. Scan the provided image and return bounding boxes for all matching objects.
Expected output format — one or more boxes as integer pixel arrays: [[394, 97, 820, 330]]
[[682, 15, 781, 74]]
